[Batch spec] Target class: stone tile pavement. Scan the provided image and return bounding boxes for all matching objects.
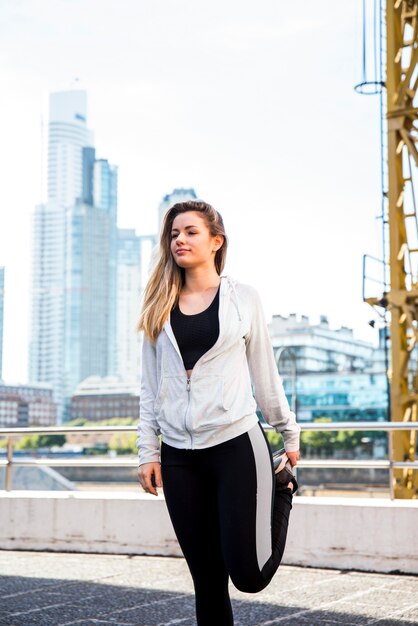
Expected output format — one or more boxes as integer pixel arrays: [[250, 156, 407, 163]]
[[1, 550, 418, 626]]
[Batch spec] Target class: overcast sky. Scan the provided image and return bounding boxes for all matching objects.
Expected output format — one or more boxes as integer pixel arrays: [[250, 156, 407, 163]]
[[1, 0, 384, 383]]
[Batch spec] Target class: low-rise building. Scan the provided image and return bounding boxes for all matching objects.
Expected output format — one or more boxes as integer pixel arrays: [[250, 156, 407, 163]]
[[268, 313, 388, 422], [69, 376, 139, 423], [0, 383, 57, 427]]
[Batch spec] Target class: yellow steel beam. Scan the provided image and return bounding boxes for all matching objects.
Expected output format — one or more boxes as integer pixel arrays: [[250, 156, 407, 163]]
[[386, 0, 418, 498]]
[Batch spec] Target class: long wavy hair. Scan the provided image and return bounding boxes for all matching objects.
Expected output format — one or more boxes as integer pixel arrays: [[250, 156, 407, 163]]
[[137, 200, 228, 342]]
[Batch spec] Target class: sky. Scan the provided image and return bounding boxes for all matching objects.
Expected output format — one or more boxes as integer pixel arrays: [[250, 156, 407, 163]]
[[0, 0, 385, 384]]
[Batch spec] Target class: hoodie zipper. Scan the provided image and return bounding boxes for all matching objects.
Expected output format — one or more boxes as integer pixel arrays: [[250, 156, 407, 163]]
[[163, 277, 240, 449], [185, 377, 193, 447]]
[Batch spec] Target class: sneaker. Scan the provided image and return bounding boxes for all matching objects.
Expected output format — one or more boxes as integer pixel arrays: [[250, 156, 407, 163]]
[[272, 448, 298, 493]]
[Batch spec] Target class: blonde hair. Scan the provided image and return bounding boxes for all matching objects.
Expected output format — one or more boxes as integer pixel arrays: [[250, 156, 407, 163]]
[[137, 200, 228, 342]]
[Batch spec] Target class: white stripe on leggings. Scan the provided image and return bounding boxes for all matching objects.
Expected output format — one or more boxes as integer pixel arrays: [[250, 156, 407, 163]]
[[247, 423, 273, 570]]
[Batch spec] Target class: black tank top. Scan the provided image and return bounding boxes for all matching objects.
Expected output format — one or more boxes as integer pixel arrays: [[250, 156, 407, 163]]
[[170, 287, 220, 370]]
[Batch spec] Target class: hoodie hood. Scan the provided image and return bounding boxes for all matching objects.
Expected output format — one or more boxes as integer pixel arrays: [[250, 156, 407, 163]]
[[221, 275, 242, 321]]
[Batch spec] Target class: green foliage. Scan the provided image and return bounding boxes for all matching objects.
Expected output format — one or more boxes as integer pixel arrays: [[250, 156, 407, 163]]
[[84, 443, 109, 455], [62, 416, 138, 455], [16, 435, 38, 449], [108, 432, 137, 454], [66, 416, 137, 426], [97, 417, 137, 426], [265, 430, 284, 452], [8, 418, 138, 455], [66, 417, 88, 426], [39, 434, 66, 447], [299, 417, 376, 455], [266, 417, 366, 456], [16, 434, 66, 449], [300, 417, 334, 454], [333, 429, 364, 450]]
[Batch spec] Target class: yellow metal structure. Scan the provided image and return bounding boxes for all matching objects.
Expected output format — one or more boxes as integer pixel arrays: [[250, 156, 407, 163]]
[[366, 0, 418, 498]]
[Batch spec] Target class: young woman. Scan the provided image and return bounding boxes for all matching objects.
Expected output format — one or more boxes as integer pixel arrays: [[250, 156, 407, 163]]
[[136, 200, 300, 626]]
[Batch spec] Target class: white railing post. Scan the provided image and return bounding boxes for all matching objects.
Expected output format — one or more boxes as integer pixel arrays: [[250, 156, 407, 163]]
[[6, 436, 13, 492]]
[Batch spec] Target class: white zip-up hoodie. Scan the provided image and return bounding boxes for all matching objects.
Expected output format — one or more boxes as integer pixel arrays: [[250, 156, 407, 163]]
[[136, 275, 300, 466]]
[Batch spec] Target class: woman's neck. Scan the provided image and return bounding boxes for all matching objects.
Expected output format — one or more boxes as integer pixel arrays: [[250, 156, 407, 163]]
[[183, 267, 221, 294]]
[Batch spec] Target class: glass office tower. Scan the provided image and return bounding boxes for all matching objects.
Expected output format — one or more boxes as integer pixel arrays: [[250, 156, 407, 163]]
[[29, 91, 118, 420]]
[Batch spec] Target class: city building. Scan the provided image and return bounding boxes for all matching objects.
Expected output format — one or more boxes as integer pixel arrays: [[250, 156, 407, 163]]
[[46, 90, 94, 207], [93, 158, 118, 376], [0, 382, 57, 427], [268, 313, 388, 423], [116, 229, 142, 381], [137, 234, 158, 292], [158, 188, 198, 232], [29, 90, 118, 420], [114, 189, 198, 382], [0, 267, 4, 382], [64, 196, 115, 398], [115, 230, 159, 382], [69, 376, 139, 422]]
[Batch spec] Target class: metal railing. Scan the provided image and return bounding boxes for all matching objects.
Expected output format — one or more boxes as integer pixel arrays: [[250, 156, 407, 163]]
[[1, 421, 418, 494]]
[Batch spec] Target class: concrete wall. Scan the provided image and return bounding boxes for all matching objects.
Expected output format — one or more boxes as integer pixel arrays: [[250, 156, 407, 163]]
[[286, 496, 418, 574], [1, 491, 417, 574]]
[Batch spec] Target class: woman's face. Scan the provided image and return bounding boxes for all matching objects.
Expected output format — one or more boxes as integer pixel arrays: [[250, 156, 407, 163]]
[[170, 211, 223, 270]]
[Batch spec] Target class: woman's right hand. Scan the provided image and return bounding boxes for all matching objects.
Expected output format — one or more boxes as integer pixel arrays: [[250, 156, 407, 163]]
[[137, 462, 162, 497]]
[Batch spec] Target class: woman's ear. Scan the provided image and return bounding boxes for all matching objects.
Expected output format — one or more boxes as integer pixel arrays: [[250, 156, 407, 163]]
[[213, 235, 224, 252]]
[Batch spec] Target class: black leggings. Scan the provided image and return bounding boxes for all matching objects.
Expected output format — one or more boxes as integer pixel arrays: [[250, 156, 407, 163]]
[[161, 422, 293, 626]]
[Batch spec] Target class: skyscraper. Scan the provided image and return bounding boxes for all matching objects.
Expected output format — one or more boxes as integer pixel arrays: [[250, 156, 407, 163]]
[[0, 267, 4, 382], [115, 230, 159, 382], [47, 91, 94, 207], [29, 90, 118, 420], [116, 229, 142, 381], [92, 158, 118, 377], [158, 188, 198, 232]]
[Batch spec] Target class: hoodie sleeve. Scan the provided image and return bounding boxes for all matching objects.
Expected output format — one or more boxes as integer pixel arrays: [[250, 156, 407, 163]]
[[136, 334, 161, 466], [245, 287, 300, 452]]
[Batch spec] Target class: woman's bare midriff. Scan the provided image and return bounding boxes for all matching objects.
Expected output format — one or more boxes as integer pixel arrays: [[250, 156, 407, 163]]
[[186, 368, 193, 378]]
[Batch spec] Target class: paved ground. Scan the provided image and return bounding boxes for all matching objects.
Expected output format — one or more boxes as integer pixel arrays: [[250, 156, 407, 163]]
[[1, 550, 418, 626]]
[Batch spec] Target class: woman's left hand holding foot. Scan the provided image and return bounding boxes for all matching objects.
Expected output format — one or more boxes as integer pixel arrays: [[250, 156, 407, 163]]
[[287, 451, 300, 467]]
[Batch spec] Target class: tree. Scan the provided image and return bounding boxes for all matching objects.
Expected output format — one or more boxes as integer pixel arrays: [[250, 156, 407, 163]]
[[16, 434, 66, 449], [108, 432, 137, 454], [333, 429, 364, 451], [300, 417, 335, 456], [66, 417, 88, 426], [265, 430, 284, 451]]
